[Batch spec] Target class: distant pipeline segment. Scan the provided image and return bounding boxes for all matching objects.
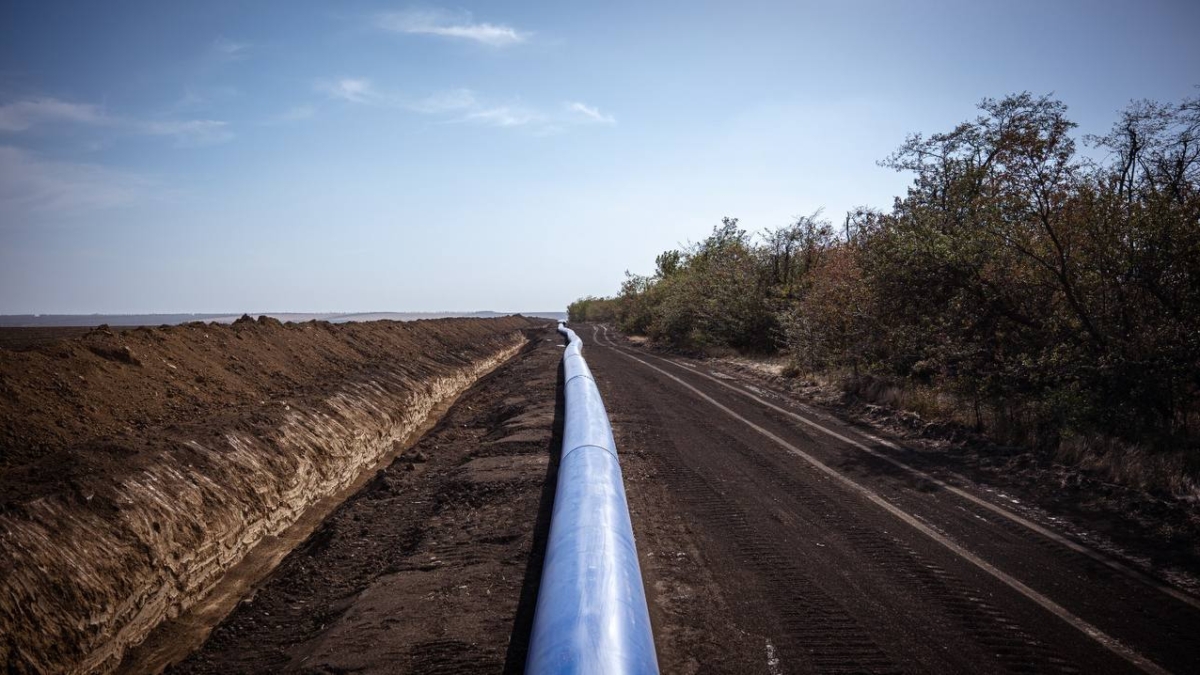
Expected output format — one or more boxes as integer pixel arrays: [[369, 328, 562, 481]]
[[525, 323, 659, 674]]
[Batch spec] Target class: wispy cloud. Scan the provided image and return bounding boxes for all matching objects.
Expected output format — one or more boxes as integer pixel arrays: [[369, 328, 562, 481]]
[[0, 95, 234, 146], [210, 37, 250, 62], [316, 78, 382, 104], [462, 106, 544, 128], [308, 80, 615, 134], [141, 119, 233, 147], [407, 88, 545, 128], [566, 101, 616, 125], [0, 145, 155, 216], [0, 98, 108, 132], [375, 9, 528, 46]]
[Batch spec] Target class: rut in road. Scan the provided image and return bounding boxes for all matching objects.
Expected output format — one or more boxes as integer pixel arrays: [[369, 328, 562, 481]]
[[654, 453, 901, 673], [649, 399, 1082, 674]]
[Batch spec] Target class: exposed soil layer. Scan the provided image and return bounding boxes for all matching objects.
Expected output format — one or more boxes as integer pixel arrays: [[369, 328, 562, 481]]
[[0, 316, 538, 674], [171, 326, 565, 674]]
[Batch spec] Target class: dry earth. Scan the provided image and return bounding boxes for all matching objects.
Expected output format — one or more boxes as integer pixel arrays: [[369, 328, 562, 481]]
[[170, 325, 566, 674], [0, 316, 537, 674], [9, 319, 1199, 674]]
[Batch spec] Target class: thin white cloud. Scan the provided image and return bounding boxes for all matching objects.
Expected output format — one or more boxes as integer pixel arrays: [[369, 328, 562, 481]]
[[463, 106, 544, 128], [376, 9, 528, 46], [406, 88, 544, 128], [316, 78, 381, 104], [210, 37, 250, 62], [0, 145, 155, 216], [140, 119, 234, 147], [307, 81, 614, 135], [566, 101, 616, 125], [0, 98, 108, 132], [0, 95, 233, 146]]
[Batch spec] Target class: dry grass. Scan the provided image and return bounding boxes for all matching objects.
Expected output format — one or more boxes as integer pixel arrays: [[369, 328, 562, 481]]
[[1057, 435, 1200, 501], [703, 352, 1200, 501], [845, 374, 1200, 499], [718, 354, 789, 378], [843, 374, 975, 427]]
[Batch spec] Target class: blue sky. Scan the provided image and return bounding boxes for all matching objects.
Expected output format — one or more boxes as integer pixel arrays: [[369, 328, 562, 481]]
[[1, 1, 1197, 314]]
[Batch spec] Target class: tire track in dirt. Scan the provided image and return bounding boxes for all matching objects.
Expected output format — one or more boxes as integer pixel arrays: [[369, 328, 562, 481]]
[[705, 433, 1081, 675], [584, 325, 1153, 674], [651, 454, 902, 674], [604, 323, 1199, 674]]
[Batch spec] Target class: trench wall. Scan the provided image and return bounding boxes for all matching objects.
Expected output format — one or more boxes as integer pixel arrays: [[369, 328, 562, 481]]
[[0, 316, 534, 673]]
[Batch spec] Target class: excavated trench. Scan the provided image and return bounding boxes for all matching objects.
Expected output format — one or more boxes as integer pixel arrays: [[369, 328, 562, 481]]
[[0, 316, 538, 674]]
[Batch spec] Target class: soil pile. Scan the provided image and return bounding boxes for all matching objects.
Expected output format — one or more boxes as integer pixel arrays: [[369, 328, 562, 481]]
[[0, 316, 537, 674]]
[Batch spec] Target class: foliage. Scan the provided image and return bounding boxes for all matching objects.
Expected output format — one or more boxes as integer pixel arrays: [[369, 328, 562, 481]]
[[568, 91, 1200, 452]]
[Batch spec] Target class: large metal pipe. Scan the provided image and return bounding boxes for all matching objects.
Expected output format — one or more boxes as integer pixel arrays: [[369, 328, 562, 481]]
[[525, 323, 659, 675]]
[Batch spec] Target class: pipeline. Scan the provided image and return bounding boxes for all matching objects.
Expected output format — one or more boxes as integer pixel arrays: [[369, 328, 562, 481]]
[[525, 323, 659, 675]]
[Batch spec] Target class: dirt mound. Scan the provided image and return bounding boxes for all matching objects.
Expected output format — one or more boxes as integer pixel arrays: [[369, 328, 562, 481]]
[[0, 316, 539, 674]]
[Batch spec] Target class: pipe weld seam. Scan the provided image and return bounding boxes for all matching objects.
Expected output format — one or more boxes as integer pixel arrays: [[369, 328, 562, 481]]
[[561, 443, 619, 462]]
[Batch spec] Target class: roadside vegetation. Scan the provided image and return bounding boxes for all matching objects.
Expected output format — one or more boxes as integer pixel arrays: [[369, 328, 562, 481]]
[[570, 92, 1200, 494]]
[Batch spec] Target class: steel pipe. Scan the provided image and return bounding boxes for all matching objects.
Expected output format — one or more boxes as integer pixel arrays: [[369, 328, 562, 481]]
[[525, 323, 659, 675]]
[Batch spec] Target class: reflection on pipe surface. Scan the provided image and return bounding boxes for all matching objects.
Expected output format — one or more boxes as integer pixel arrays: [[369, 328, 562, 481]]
[[525, 323, 659, 675]]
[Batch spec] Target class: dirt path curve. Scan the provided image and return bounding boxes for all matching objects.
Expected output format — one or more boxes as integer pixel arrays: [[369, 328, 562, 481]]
[[590, 324, 1200, 675]]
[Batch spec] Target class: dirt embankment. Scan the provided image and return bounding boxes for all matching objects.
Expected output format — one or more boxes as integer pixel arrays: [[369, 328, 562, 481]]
[[0, 315, 536, 674], [171, 325, 565, 674]]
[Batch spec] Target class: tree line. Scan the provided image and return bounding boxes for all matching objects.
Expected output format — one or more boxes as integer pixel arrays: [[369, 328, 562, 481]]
[[570, 92, 1200, 455]]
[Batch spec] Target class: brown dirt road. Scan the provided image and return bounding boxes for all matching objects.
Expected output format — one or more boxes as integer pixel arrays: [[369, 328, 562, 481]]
[[168, 321, 1200, 674], [590, 323, 1200, 675]]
